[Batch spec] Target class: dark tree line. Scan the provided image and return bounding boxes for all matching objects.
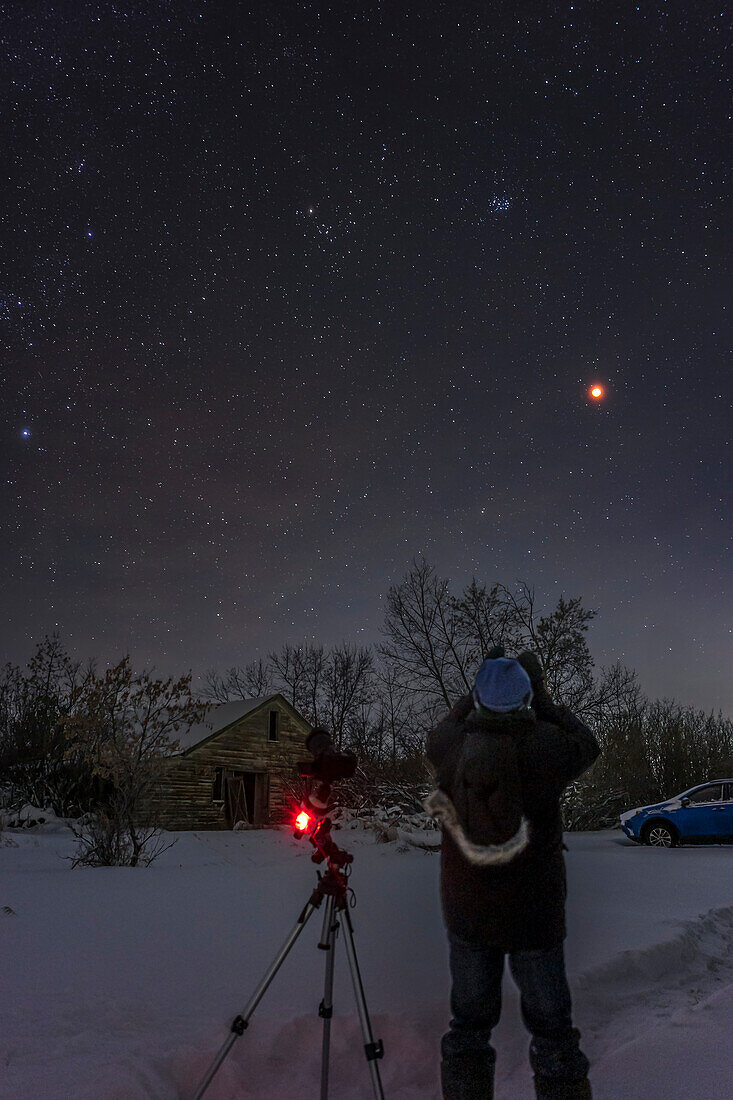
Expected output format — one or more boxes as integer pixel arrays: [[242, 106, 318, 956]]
[[0, 635, 97, 816], [575, 696, 733, 826], [204, 561, 632, 759], [0, 637, 206, 865], [202, 561, 733, 824], [2, 561, 732, 836]]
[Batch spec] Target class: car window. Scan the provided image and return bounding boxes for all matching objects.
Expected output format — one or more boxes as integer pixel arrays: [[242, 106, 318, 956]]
[[687, 784, 723, 804], [724, 783, 733, 802]]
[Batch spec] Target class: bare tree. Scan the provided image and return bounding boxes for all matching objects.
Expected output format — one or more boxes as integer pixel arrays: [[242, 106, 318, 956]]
[[573, 691, 733, 824], [380, 563, 599, 715], [201, 659, 273, 703], [64, 658, 208, 866], [323, 644, 374, 749], [494, 585, 597, 714], [268, 643, 310, 710], [266, 643, 327, 723], [300, 645, 327, 727], [590, 663, 643, 731], [374, 662, 415, 765], [345, 698, 384, 761], [379, 560, 472, 710], [642, 700, 733, 801], [453, 579, 522, 667], [0, 635, 97, 815]]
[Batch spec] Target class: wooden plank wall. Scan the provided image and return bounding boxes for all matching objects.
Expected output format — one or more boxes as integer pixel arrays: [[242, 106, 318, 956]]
[[143, 701, 310, 830]]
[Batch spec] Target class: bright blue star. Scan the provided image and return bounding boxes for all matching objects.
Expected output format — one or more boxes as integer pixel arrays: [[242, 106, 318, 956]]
[[21, 428, 31, 438]]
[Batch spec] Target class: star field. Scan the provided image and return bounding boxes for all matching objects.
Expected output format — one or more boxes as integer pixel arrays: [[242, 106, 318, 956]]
[[1, 2, 730, 713]]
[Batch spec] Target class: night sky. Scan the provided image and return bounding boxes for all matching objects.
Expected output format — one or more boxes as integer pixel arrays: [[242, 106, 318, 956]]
[[2, 3, 730, 715]]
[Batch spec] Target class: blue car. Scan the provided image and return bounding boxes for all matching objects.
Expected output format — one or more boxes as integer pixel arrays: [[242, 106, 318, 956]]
[[620, 780, 733, 847]]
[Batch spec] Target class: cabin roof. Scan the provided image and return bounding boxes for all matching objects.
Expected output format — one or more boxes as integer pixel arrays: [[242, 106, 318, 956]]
[[175, 695, 284, 753]]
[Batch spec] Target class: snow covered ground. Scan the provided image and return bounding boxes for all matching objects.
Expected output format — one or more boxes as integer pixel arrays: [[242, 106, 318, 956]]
[[2, 823, 733, 1099]]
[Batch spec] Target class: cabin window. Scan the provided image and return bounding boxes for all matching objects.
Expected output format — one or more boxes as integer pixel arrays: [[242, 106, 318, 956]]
[[212, 767, 224, 802], [268, 710, 279, 741]]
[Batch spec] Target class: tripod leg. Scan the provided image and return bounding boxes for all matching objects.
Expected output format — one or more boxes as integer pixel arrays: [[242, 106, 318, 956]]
[[318, 895, 339, 1100], [192, 898, 320, 1100], [339, 907, 386, 1100]]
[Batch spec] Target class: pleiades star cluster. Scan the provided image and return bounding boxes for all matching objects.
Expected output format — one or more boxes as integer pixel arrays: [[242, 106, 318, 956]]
[[1, 2, 730, 712]]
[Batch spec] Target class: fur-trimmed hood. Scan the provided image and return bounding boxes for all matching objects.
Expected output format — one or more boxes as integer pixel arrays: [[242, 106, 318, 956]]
[[424, 788, 529, 865], [425, 697, 536, 867]]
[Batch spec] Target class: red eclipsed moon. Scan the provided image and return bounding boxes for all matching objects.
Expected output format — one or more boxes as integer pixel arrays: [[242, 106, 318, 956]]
[[589, 384, 604, 400]]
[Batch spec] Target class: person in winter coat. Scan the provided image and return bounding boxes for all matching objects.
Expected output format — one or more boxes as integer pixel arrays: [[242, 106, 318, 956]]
[[425, 646, 600, 1100]]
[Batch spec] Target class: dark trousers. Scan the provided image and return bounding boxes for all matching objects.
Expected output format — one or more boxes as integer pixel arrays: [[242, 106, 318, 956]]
[[442, 934, 590, 1080]]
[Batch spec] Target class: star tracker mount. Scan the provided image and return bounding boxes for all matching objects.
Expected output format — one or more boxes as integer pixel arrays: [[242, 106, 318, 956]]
[[191, 728, 385, 1100]]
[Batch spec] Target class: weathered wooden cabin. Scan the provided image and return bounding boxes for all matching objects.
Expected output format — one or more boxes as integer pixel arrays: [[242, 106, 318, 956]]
[[148, 694, 312, 830]]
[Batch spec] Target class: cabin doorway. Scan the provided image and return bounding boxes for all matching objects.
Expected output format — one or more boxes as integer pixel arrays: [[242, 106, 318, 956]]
[[224, 771, 268, 827]]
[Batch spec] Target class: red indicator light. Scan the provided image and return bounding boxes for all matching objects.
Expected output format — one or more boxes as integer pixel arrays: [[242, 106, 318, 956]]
[[295, 811, 311, 832]]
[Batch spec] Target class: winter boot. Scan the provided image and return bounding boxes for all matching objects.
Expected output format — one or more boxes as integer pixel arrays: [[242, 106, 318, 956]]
[[533, 1074, 592, 1100], [441, 1051, 495, 1100]]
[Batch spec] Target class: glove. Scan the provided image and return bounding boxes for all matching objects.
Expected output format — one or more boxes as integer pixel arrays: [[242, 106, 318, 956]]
[[516, 651, 554, 715], [449, 694, 474, 722], [516, 650, 544, 691]]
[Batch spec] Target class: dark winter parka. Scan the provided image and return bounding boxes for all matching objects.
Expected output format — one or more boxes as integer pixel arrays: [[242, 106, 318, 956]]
[[426, 687, 600, 952]]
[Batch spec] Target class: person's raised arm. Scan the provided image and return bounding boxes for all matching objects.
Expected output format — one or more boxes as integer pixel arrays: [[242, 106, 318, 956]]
[[426, 694, 473, 775], [516, 651, 600, 789]]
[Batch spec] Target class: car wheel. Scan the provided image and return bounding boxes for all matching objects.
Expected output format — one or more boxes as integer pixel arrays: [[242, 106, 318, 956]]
[[641, 821, 678, 848]]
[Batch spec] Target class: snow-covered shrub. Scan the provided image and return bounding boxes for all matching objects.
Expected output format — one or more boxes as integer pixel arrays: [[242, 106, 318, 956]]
[[69, 804, 175, 868], [331, 760, 433, 816], [4, 803, 53, 829], [0, 784, 21, 836], [64, 658, 205, 867], [328, 766, 441, 851], [332, 803, 440, 851], [561, 778, 628, 830], [0, 636, 101, 817], [292, 757, 441, 850]]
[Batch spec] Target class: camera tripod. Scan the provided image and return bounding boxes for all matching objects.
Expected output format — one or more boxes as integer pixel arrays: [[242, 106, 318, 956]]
[[192, 818, 385, 1100]]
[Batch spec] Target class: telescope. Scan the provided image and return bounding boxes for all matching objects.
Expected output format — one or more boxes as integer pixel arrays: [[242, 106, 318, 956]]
[[294, 727, 357, 828], [297, 726, 357, 783], [192, 725, 384, 1100]]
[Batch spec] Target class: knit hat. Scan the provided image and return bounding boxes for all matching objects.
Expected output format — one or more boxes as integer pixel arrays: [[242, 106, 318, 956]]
[[473, 657, 533, 714]]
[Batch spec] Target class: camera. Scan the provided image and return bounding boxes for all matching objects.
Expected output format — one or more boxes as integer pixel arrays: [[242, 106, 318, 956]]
[[294, 727, 357, 829], [297, 727, 357, 784]]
